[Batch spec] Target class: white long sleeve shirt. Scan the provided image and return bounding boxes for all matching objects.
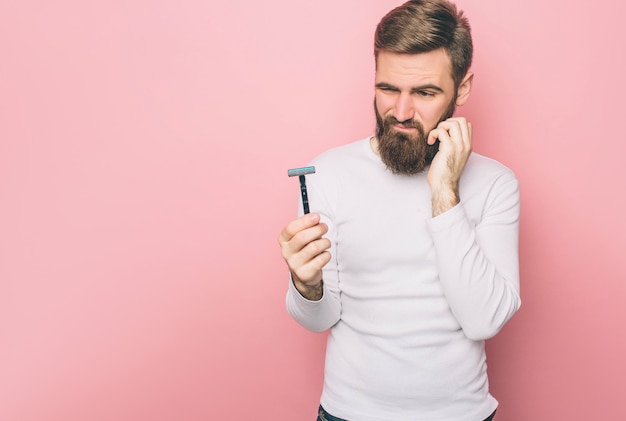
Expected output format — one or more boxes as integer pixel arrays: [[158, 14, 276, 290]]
[[286, 138, 521, 421]]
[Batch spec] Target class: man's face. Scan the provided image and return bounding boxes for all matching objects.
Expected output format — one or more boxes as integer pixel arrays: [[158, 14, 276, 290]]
[[374, 49, 459, 175]]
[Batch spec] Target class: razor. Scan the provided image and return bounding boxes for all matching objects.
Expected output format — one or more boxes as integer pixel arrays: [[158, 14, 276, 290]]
[[287, 166, 316, 214]]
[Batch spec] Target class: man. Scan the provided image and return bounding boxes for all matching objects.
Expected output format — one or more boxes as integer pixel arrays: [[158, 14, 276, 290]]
[[278, 1, 521, 419]]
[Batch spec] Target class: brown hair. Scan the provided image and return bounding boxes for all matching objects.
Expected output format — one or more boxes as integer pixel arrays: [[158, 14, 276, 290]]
[[374, 0, 473, 88]]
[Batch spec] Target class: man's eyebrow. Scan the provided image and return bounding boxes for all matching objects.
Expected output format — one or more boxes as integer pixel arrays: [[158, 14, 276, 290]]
[[375, 82, 445, 93], [410, 84, 444, 93], [375, 82, 399, 90]]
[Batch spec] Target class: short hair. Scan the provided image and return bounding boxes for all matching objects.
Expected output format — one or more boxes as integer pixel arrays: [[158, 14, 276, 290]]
[[374, 0, 473, 88]]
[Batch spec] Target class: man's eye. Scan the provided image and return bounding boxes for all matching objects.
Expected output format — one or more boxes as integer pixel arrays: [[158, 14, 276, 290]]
[[417, 91, 435, 97]]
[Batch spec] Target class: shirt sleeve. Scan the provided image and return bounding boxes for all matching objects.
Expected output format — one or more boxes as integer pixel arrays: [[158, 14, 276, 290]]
[[427, 171, 521, 340], [285, 273, 341, 333]]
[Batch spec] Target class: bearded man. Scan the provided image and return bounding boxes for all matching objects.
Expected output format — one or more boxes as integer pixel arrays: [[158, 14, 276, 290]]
[[278, 1, 521, 420]]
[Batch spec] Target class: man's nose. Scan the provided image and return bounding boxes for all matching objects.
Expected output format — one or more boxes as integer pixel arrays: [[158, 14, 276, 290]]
[[393, 92, 414, 122]]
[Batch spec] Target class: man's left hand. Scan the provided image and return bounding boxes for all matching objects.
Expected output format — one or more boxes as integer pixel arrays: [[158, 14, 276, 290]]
[[427, 117, 472, 216]]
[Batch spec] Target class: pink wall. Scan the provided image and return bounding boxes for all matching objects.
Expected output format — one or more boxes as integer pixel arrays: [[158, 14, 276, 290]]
[[1, 0, 624, 419]]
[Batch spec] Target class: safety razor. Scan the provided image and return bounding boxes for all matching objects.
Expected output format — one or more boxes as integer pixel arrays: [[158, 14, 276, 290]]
[[287, 166, 316, 214]]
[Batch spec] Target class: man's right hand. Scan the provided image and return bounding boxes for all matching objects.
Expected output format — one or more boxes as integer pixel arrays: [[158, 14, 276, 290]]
[[278, 212, 331, 301]]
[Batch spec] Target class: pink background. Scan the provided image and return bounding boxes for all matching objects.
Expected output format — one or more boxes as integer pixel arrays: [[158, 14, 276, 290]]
[[1, 0, 625, 419]]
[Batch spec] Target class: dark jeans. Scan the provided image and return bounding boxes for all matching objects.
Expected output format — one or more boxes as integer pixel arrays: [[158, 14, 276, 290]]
[[317, 405, 496, 421]]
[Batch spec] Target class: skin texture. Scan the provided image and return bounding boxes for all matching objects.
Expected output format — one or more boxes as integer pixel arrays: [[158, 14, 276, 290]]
[[278, 49, 474, 300]]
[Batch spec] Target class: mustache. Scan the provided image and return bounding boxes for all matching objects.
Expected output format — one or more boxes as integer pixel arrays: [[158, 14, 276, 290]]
[[386, 116, 420, 130]]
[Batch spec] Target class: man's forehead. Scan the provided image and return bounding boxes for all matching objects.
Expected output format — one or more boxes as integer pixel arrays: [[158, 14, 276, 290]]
[[375, 50, 454, 85]]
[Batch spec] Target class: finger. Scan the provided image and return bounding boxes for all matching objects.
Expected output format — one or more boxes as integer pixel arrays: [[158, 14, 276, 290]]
[[278, 212, 321, 244], [281, 223, 329, 258], [446, 117, 471, 149], [452, 117, 470, 149], [288, 238, 331, 272], [433, 118, 471, 151], [291, 251, 332, 286], [288, 242, 332, 283], [279, 216, 328, 262], [306, 250, 332, 275], [300, 237, 332, 260], [427, 126, 451, 146], [446, 120, 464, 148]]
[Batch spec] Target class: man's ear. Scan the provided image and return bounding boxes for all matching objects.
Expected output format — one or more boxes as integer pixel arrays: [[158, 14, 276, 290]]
[[455, 72, 474, 106]]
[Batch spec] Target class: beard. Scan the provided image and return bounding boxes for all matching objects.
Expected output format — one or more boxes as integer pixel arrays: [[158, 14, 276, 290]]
[[375, 98, 457, 175]]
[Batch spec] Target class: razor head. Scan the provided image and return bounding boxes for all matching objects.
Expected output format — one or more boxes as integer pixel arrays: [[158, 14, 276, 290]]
[[287, 166, 316, 177]]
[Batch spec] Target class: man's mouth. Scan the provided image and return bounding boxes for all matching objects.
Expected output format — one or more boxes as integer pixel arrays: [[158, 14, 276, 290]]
[[393, 123, 417, 131]]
